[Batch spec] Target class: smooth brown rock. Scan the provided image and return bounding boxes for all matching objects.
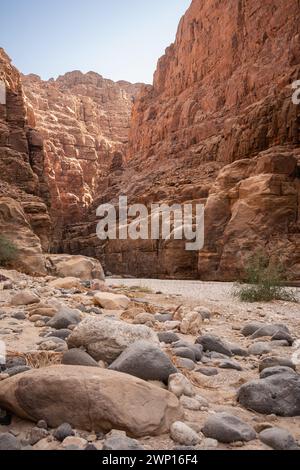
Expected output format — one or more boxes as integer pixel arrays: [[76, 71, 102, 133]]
[[0, 365, 183, 437]]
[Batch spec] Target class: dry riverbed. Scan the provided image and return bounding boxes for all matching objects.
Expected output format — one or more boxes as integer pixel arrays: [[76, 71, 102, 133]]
[[0, 270, 300, 451]]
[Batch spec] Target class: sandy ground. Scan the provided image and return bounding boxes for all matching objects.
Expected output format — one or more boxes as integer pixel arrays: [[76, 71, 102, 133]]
[[1, 273, 300, 450]]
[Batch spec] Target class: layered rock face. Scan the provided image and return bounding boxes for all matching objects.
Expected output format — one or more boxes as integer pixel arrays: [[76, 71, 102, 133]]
[[63, 0, 300, 280], [22, 72, 142, 248], [0, 48, 51, 274]]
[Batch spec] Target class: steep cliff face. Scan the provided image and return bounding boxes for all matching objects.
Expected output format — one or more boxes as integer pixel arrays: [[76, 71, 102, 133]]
[[0, 48, 51, 274], [22, 72, 142, 248], [63, 0, 300, 280]]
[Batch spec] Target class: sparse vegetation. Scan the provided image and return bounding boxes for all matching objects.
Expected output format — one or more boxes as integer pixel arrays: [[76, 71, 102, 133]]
[[233, 250, 297, 303], [0, 235, 18, 266]]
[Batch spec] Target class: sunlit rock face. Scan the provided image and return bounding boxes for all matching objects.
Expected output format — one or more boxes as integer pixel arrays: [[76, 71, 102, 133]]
[[61, 0, 300, 281], [22, 71, 143, 248], [0, 48, 51, 273]]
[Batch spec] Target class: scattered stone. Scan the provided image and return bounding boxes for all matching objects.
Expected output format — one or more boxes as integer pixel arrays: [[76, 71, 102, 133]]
[[170, 422, 201, 446], [176, 358, 195, 370], [248, 342, 272, 356], [218, 359, 243, 371], [196, 335, 233, 357], [259, 357, 296, 372], [168, 373, 195, 398], [200, 438, 219, 450], [37, 420, 48, 429], [271, 331, 294, 346], [241, 323, 264, 337], [49, 277, 82, 290], [5, 357, 26, 369], [109, 340, 177, 383], [180, 312, 202, 335], [195, 367, 219, 377], [46, 329, 72, 340], [28, 307, 57, 318], [85, 444, 98, 451], [38, 338, 68, 352], [174, 347, 196, 362], [53, 423, 75, 442], [12, 312, 26, 320], [173, 341, 203, 361], [67, 317, 159, 363], [47, 306, 81, 330], [271, 340, 290, 348], [0, 365, 182, 437], [202, 413, 256, 443], [260, 366, 297, 379], [259, 427, 300, 450], [180, 395, 209, 410], [132, 312, 154, 325], [93, 292, 130, 310], [163, 321, 181, 330], [62, 349, 99, 368], [158, 332, 180, 344], [227, 343, 249, 357], [46, 254, 104, 281], [238, 373, 300, 416], [103, 431, 144, 450], [194, 306, 211, 320], [28, 427, 49, 445], [6, 365, 31, 377], [11, 291, 40, 306], [250, 324, 290, 339], [62, 436, 88, 450], [155, 313, 173, 323], [0, 433, 22, 450]]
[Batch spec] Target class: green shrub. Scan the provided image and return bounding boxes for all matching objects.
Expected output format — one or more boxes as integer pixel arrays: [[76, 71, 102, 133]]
[[233, 250, 297, 303], [0, 235, 18, 266]]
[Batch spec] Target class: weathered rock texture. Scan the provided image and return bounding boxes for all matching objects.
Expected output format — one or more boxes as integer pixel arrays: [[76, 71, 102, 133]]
[[0, 365, 183, 436], [63, 0, 300, 280], [22, 72, 142, 247], [0, 48, 51, 274]]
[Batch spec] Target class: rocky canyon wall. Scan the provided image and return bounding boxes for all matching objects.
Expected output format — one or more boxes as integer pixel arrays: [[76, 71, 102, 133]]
[[63, 0, 300, 281], [22, 72, 142, 248], [0, 48, 51, 274]]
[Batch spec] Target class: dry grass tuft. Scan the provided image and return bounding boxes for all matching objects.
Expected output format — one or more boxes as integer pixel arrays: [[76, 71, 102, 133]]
[[7, 350, 63, 369]]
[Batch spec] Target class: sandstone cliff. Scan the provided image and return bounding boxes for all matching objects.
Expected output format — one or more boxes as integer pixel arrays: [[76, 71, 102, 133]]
[[63, 0, 300, 281], [0, 48, 51, 274], [22, 72, 142, 248]]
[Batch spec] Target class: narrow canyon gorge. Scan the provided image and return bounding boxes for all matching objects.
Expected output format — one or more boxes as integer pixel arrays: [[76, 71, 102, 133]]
[[1, 0, 300, 454], [1, 0, 300, 281]]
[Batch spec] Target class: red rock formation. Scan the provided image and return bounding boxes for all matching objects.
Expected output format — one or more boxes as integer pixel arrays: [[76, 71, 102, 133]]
[[0, 48, 51, 274], [63, 0, 300, 281], [22, 72, 142, 247]]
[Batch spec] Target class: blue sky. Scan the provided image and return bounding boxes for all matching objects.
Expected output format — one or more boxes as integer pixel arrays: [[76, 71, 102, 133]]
[[0, 0, 191, 84]]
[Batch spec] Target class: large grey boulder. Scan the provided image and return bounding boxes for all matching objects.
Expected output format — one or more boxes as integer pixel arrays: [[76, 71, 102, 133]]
[[47, 306, 81, 330], [196, 335, 232, 357], [238, 373, 300, 417], [259, 427, 299, 450], [0, 433, 22, 450], [109, 341, 177, 383], [250, 324, 290, 339], [259, 356, 296, 372], [62, 349, 99, 368], [67, 317, 159, 363], [202, 413, 256, 443]]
